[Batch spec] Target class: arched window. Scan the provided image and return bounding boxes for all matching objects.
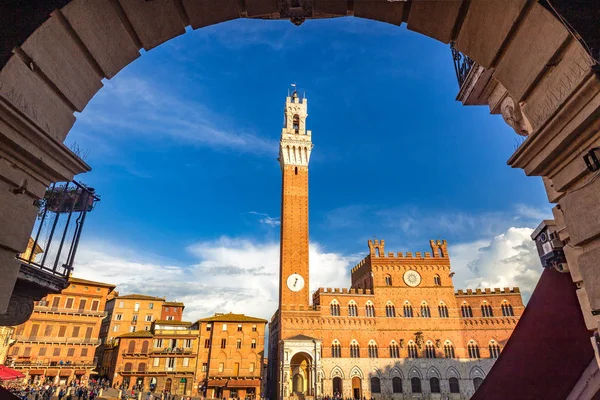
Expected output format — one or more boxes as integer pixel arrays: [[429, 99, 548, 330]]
[[127, 341, 135, 353], [331, 340, 341, 358], [392, 377, 402, 393], [444, 342, 455, 358], [420, 303, 431, 318], [330, 301, 340, 316], [425, 342, 436, 358], [438, 303, 449, 318], [365, 302, 375, 317], [501, 301, 514, 316], [124, 362, 132, 372], [385, 303, 396, 317], [389, 342, 400, 358], [411, 377, 422, 393], [403, 303, 413, 318], [138, 363, 146, 372], [293, 114, 299, 133], [141, 341, 149, 354], [370, 377, 381, 393], [350, 341, 360, 358], [468, 342, 481, 359], [461, 303, 473, 318], [433, 275, 441, 286], [407, 342, 418, 358], [385, 275, 392, 286], [429, 377, 440, 393], [481, 302, 493, 317], [473, 377, 484, 391], [449, 377, 460, 393], [489, 341, 501, 358], [348, 302, 358, 317], [368, 341, 378, 358]]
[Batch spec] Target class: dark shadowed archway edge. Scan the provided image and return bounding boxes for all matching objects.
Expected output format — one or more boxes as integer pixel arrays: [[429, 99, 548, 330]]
[[0, 1, 600, 396]]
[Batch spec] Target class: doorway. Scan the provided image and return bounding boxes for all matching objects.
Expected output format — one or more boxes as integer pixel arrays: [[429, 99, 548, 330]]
[[333, 377, 343, 396], [352, 377, 361, 400], [165, 378, 172, 392]]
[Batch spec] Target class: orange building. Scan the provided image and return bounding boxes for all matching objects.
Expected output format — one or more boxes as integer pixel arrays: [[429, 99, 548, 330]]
[[193, 313, 267, 399], [161, 302, 184, 321], [267, 91, 524, 400], [5, 277, 115, 385]]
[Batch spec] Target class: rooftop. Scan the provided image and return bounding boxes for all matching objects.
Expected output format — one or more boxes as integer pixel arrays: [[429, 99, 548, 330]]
[[163, 301, 185, 307], [154, 320, 192, 326], [69, 276, 116, 289], [117, 331, 154, 338], [198, 313, 268, 324], [115, 294, 165, 301]]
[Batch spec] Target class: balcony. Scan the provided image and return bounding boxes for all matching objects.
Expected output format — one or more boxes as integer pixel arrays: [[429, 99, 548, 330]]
[[14, 335, 100, 345], [0, 181, 99, 326], [34, 304, 107, 318], [11, 360, 96, 369], [150, 347, 194, 355]]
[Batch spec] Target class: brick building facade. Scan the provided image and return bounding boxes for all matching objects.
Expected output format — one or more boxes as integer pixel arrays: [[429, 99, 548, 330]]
[[267, 91, 524, 400], [5, 277, 115, 385]]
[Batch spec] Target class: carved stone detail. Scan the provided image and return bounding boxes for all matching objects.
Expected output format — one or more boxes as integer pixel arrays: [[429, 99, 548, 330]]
[[415, 332, 424, 349], [500, 96, 533, 137], [0, 292, 34, 325]]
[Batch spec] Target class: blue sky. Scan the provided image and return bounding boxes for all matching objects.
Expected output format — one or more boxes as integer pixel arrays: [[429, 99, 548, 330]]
[[69, 17, 551, 320]]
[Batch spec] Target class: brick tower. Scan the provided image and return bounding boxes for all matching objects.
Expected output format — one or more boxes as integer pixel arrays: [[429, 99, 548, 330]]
[[278, 88, 313, 308]]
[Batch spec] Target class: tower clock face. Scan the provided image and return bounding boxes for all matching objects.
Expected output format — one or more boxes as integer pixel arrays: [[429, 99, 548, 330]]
[[287, 273, 305, 292], [403, 270, 422, 287]]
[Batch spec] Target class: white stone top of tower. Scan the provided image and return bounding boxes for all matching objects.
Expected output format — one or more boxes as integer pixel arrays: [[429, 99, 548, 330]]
[[279, 90, 314, 168]]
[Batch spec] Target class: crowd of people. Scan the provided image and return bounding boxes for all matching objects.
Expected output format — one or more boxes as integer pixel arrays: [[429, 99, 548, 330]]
[[1, 378, 110, 400]]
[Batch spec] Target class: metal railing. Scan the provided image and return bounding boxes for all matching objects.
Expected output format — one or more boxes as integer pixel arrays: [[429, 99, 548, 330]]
[[34, 304, 107, 317], [450, 42, 475, 87], [14, 335, 100, 345], [18, 181, 99, 278]]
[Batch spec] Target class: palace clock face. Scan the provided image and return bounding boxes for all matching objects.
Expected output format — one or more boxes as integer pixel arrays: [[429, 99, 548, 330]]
[[287, 273, 305, 292], [403, 270, 422, 287]]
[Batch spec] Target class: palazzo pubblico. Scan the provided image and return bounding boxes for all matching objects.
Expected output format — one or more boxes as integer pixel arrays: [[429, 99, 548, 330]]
[[266, 91, 524, 400]]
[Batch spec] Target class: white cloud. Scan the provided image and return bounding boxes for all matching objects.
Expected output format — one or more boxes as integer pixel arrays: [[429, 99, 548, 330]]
[[248, 211, 280, 227], [449, 227, 542, 302], [73, 237, 353, 322]]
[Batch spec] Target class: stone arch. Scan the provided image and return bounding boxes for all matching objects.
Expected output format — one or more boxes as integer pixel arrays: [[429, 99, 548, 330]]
[[408, 367, 422, 379], [426, 367, 441, 379], [469, 366, 486, 380], [445, 366, 461, 380], [330, 366, 344, 379], [389, 366, 403, 379], [349, 366, 363, 379], [370, 367, 382, 378]]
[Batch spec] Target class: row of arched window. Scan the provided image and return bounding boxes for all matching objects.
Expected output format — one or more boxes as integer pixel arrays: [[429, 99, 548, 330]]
[[369, 377, 464, 394], [329, 300, 515, 318], [330, 340, 501, 359], [383, 274, 442, 287]]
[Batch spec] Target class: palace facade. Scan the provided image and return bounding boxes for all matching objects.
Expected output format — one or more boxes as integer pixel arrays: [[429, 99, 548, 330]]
[[267, 91, 524, 400]]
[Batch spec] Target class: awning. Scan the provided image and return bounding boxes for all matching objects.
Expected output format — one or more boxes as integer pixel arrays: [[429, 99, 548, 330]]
[[227, 380, 261, 388], [45, 369, 58, 376], [75, 370, 86, 375], [208, 379, 228, 387], [28, 370, 45, 375], [472, 268, 594, 400], [59, 369, 72, 377], [0, 366, 25, 381]]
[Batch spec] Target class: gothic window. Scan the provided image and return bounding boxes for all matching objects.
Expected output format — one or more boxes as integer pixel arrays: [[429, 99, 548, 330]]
[[449, 378, 460, 393], [368, 341, 378, 358], [330, 301, 340, 316], [438, 304, 449, 318], [392, 377, 402, 393], [501, 302, 514, 316], [461, 304, 473, 318], [365, 302, 375, 317], [385, 303, 396, 317], [473, 378, 484, 391], [420, 304, 431, 318], [481, 302, 494, 317], [407, 342, 418, 358], [389, 342, 400, 358], [430, 377, 440, 393], [370, 377, 381, 393], [411, 377, 422, 393], [468, 342, 481, 359], [425, 342, 436, 358], [434, 275, 441, 286], [403, 303, 413, 318], [348, 302, 358, 317], [331, 341, 341, 358], [489, 341, 501, 358], [385, 275, 392, 286], [350, 341, 360, 358], [293, 115, 300, 133], [444, 343, 455, 359]]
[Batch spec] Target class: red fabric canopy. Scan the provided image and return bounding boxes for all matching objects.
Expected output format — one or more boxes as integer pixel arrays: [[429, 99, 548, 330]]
[[472, 268, 594, 399], [0, 366, 24, 381]]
